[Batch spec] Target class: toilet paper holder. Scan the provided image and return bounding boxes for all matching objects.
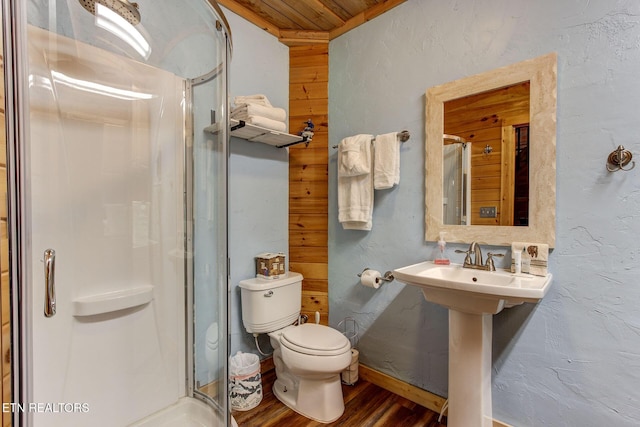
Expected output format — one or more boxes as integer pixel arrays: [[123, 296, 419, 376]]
[[357, 268, 394, 284]]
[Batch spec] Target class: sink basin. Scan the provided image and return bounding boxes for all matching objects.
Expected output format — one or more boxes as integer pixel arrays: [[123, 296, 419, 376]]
[[393, 261, 552, 314]]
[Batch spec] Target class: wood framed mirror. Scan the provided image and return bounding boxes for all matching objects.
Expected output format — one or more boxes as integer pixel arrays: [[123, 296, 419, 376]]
[[425, 53, 557, 247]]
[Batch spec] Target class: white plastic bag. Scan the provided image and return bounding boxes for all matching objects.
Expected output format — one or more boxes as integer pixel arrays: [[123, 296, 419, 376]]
[[229, 351, 262, 411]]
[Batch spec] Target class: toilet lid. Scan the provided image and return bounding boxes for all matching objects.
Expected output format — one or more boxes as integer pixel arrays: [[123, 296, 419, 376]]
[[280, 323, 351, 356]]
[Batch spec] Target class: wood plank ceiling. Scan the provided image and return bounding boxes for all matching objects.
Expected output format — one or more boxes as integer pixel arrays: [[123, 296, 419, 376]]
[[217, 0, 407, 45]]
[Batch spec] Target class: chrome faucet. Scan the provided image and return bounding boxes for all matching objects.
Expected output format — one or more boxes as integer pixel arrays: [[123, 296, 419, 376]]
[[455, 242, 503, 271]]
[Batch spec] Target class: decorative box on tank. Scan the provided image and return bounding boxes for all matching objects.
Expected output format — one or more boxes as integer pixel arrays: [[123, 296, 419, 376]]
[[255, 252, 286, 279]]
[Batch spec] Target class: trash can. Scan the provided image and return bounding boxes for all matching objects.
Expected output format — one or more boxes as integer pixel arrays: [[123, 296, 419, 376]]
[[229, 351, 262, 411]]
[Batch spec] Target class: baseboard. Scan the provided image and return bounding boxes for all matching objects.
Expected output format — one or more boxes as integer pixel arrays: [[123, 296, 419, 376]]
[[260, 356, 275, 373], [258, 357, 510, 426], [358, 364, 445, 414], [359, 364, 512, 427]]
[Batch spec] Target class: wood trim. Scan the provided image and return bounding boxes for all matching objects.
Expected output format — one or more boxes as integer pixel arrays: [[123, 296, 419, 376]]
[[260, 355, 275, 374], [279, 30, 329, 47], [289, 44, 329, 325], [304, 0, 346, 26], [359, 364, 446, 414], [360, 364, 513, 427], [329, 0, 407, 40], [216, 0, 281, 38], [500, 124, 515, 226], [222, 0, 407, 45]]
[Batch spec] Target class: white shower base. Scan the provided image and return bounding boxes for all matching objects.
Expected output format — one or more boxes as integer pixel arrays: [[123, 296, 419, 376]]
[[129, 397, 231, 427]]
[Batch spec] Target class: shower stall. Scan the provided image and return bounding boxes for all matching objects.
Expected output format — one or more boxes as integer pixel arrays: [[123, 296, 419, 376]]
[[3, 0, 231, 425], [442, 135, 471, 226]]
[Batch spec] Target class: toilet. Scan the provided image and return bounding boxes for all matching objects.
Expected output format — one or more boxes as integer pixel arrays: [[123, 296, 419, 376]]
[[239, 272, 352, 423]]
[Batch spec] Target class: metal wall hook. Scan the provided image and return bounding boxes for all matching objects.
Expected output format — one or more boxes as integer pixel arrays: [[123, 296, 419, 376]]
[[606, 145, 635, 172]]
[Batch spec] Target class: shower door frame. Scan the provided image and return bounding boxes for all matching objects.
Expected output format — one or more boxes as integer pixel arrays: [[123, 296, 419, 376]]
[[4, 1, 30, 424], [185, 46, 231, 413]]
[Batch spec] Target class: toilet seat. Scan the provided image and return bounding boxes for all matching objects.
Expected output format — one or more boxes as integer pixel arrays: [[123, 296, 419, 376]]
[[280, 323, 351, 356]]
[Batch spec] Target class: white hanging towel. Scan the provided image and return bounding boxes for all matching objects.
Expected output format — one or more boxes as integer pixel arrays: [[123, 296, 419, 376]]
[[338, 134, 374, 230], [373, 132, 400, 189], [338, 134, 372, 177]]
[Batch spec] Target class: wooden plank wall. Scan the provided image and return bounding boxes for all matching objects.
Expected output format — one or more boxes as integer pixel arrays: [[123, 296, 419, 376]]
[[444, 82, 529, 226], [288, 45, 329, 325], [0, 26, 11, 426]]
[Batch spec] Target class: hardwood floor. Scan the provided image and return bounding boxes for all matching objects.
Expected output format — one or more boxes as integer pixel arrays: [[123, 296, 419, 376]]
[[232, 369, 447, 427]]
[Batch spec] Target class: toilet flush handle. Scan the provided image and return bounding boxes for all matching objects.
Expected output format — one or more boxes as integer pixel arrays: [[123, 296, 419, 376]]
[[264, 290, 274, 297]]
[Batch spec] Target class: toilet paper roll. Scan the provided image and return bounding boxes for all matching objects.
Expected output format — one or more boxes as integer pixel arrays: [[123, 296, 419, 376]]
[[360, 269, 381, 289], [350, 349, 359, 365]]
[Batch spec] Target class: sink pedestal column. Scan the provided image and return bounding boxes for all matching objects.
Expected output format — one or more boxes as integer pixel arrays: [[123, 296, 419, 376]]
[[448, 310, 493, 427]]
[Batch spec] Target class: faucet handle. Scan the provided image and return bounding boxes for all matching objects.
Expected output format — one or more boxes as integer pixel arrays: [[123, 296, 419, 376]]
[[485, 252, 504, 271], [455, 249, 473, 265]]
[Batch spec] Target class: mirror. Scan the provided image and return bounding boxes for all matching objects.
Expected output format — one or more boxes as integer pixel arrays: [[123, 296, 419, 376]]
[[426, 53, 557, 247], [443, 82, 530, 226]]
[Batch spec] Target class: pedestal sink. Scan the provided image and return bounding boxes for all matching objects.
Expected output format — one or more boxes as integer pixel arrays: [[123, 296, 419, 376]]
[[393, 261, 552, 427]]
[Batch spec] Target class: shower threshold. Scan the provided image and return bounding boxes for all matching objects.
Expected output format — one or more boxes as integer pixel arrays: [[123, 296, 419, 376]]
[[128, 397, 227, 427]]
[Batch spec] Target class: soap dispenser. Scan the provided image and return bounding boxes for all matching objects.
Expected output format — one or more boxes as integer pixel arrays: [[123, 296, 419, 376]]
[[434, 232, 450, 265]]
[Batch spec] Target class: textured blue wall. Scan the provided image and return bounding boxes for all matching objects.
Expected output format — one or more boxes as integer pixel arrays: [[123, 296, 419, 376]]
[[224, 8, 290, 357], [328, 1, 640, 426]]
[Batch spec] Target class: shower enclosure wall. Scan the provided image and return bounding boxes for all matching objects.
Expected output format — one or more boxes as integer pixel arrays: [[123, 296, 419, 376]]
[[3, 1, 230, 425]]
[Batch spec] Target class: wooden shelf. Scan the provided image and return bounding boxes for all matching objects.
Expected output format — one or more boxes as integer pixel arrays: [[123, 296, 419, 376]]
[[204, 119, 308, 148]]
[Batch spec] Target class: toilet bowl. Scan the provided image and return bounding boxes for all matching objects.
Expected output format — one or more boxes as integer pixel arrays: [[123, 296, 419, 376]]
[[268, 323, 352, 423], [239, 272, 352, 423], [205, 322, 219, 382]]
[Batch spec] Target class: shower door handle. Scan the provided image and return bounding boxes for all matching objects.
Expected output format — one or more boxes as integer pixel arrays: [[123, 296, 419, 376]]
[[44, 249, 56, 317]]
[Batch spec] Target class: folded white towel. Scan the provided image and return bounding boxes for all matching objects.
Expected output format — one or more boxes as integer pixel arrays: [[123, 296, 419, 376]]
[[239, 115, 287, 133], [231, 103, 287, 122], [338, 135, 374, 230], [338, 134, 373, 177], [373, 132, 400, 189], [233, 94, 272, 107]]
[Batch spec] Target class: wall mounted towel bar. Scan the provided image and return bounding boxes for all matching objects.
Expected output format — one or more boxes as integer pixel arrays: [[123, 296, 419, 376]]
[[332, 130, 410, 149]]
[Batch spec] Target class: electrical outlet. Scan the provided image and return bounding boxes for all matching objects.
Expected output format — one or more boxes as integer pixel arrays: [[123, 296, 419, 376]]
[[479, 206, 497, 218]]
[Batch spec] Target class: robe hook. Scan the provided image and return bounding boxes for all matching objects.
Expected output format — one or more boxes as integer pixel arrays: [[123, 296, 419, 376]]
[[606, 145, 635, 172]]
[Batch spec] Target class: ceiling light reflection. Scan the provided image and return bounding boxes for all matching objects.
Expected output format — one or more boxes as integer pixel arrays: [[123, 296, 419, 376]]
[[51, 70, 154, 100], [95, 3, 151, 60]]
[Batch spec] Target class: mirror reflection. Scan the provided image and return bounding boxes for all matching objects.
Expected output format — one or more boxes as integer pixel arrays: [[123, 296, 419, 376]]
[[442, 82, 530, 226], [425, 53, 557, 247]]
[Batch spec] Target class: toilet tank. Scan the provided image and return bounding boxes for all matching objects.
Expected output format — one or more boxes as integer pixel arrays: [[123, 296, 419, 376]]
[[239, 272, 303, 334]]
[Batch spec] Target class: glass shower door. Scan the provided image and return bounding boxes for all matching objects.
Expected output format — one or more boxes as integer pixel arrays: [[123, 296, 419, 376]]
[[26, 25, 188, 426], [5, 1, 231, 425], [189, 38, 230, 412]]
